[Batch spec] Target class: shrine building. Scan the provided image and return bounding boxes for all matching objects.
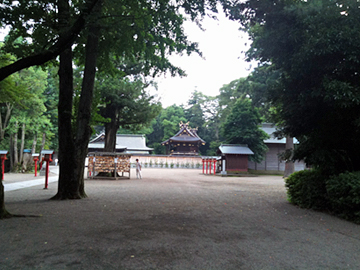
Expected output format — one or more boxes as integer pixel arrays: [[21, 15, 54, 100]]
[[161, 122, 205, 156]]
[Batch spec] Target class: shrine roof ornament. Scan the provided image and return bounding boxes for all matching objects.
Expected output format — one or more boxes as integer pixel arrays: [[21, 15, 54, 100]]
[[161, 122, 205, 145]]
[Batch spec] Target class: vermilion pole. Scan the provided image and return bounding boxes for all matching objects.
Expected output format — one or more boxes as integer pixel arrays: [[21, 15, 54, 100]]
[[213, 159, 216, 175], [206, 159, 208, 174], [1, 158, 5, 180], [209, 159, 212, 174], [202, 159, 205, 174], [34, 158, 39, 177]]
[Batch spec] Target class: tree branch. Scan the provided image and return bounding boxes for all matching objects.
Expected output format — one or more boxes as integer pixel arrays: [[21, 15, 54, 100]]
[[0, 0, 101, 82]]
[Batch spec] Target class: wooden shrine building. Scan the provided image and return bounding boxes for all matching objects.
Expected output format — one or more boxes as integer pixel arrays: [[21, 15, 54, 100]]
[[161, 122, 205, 155]]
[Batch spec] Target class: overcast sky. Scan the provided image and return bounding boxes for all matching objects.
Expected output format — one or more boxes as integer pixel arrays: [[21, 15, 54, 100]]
[[155, 11, 255, 108]]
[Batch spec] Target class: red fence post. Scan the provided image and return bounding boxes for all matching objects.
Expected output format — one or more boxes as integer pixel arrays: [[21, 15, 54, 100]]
[[213, 159, 216, 175]]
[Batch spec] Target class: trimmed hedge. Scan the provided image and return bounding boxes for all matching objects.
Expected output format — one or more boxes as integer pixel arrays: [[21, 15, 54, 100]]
[[326, 172, 360, 223], [285, 170, 360, 223], [285, 170, 328, 210]]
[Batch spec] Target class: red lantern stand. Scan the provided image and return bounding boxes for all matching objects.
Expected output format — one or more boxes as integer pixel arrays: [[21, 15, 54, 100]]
[[32, 153, 40, 177], [0, 150, 8, 180], [41, 150, 54, 189]]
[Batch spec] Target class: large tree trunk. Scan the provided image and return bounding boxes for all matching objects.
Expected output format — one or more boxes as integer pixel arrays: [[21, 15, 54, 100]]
[[51, 0, 80, 200], [74, 4, 102, 197], [52, 0, 103, 199], [284, 136, 295, 178], [104, 112, 118, 152]]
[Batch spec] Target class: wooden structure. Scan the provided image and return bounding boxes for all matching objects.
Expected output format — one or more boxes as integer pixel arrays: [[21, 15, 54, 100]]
[[88, 152, 131, 179], [88, 134, 153, 154], [161, 122, 205, 156], [248, 123, 306, 172], [217, 144, 254, 173]]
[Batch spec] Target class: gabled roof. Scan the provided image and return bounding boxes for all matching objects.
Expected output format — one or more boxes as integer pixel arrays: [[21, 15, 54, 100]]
[[261, 123, 299, 144], [116, 134, 153, 152], [161, 122, 205, 145], [218, 144, 254, 155], [89, 133, 153, 152]]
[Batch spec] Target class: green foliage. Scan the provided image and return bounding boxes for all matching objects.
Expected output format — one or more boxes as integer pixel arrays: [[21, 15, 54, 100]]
[[285, 170, 328, 210], [239, 0, 360, 173], [160, 105, 187, 141], [96, 74, 161, 130], [206, 141, 221, 156], [222, 98, 268, 163], [326, 172, 360, 223], [286, 169, 360, 223]]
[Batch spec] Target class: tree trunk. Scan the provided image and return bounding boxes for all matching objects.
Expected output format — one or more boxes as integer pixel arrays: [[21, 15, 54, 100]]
[[104, 114, 118, 152], [19, 122, 26, 165], [284, 136, 295, 178], [13, 122, 18, 166], [31, 133, 37, 154], [51, 0, 79, 200], [9, 135, 14, 171], [74, 5, 102, 197], [0, 103, 13, 140]]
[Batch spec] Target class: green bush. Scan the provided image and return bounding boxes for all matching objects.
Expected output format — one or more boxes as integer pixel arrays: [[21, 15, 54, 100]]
[[285, 169, 328, 210], [326, 171, 360, 223]]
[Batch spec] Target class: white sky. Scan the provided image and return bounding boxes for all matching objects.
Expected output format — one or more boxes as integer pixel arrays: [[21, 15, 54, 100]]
[[155, 11, 255, 108]]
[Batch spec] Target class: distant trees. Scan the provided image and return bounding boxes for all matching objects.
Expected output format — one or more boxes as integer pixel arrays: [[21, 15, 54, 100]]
[[0, 63, 54, 171], [222, 98, 268, 163], [145, 87, 270, 160], [96, 74, 161, 152]]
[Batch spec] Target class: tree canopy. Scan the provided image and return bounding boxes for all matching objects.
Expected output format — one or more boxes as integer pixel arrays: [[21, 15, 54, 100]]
[[237, 0, 360, 173], [222, 98, 268, 163]]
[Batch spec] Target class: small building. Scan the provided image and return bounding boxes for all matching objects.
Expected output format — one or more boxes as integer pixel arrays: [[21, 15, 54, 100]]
[[217, 144, 254, 172], [248, 123, 306, 172], [88, 133, 153, 154], [161, 122, 206, 156]]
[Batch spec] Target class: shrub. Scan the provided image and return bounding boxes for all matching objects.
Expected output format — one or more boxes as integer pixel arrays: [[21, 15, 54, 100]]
[[285, 169, 328, 210], [326, 171, 360, 223]]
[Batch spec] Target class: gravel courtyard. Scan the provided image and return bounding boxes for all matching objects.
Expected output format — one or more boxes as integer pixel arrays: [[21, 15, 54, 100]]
[[1, 169, 359, 270]]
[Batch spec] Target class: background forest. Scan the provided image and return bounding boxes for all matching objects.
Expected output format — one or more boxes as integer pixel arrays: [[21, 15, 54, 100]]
[[0, 52, 269, 172]]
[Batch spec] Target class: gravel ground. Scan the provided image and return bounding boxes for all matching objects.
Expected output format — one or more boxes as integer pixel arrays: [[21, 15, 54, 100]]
[[1, 168, 359, 270]]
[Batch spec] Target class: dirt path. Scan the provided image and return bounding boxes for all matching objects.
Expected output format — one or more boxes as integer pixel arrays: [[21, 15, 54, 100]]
[[1, 169, 359, 269]]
